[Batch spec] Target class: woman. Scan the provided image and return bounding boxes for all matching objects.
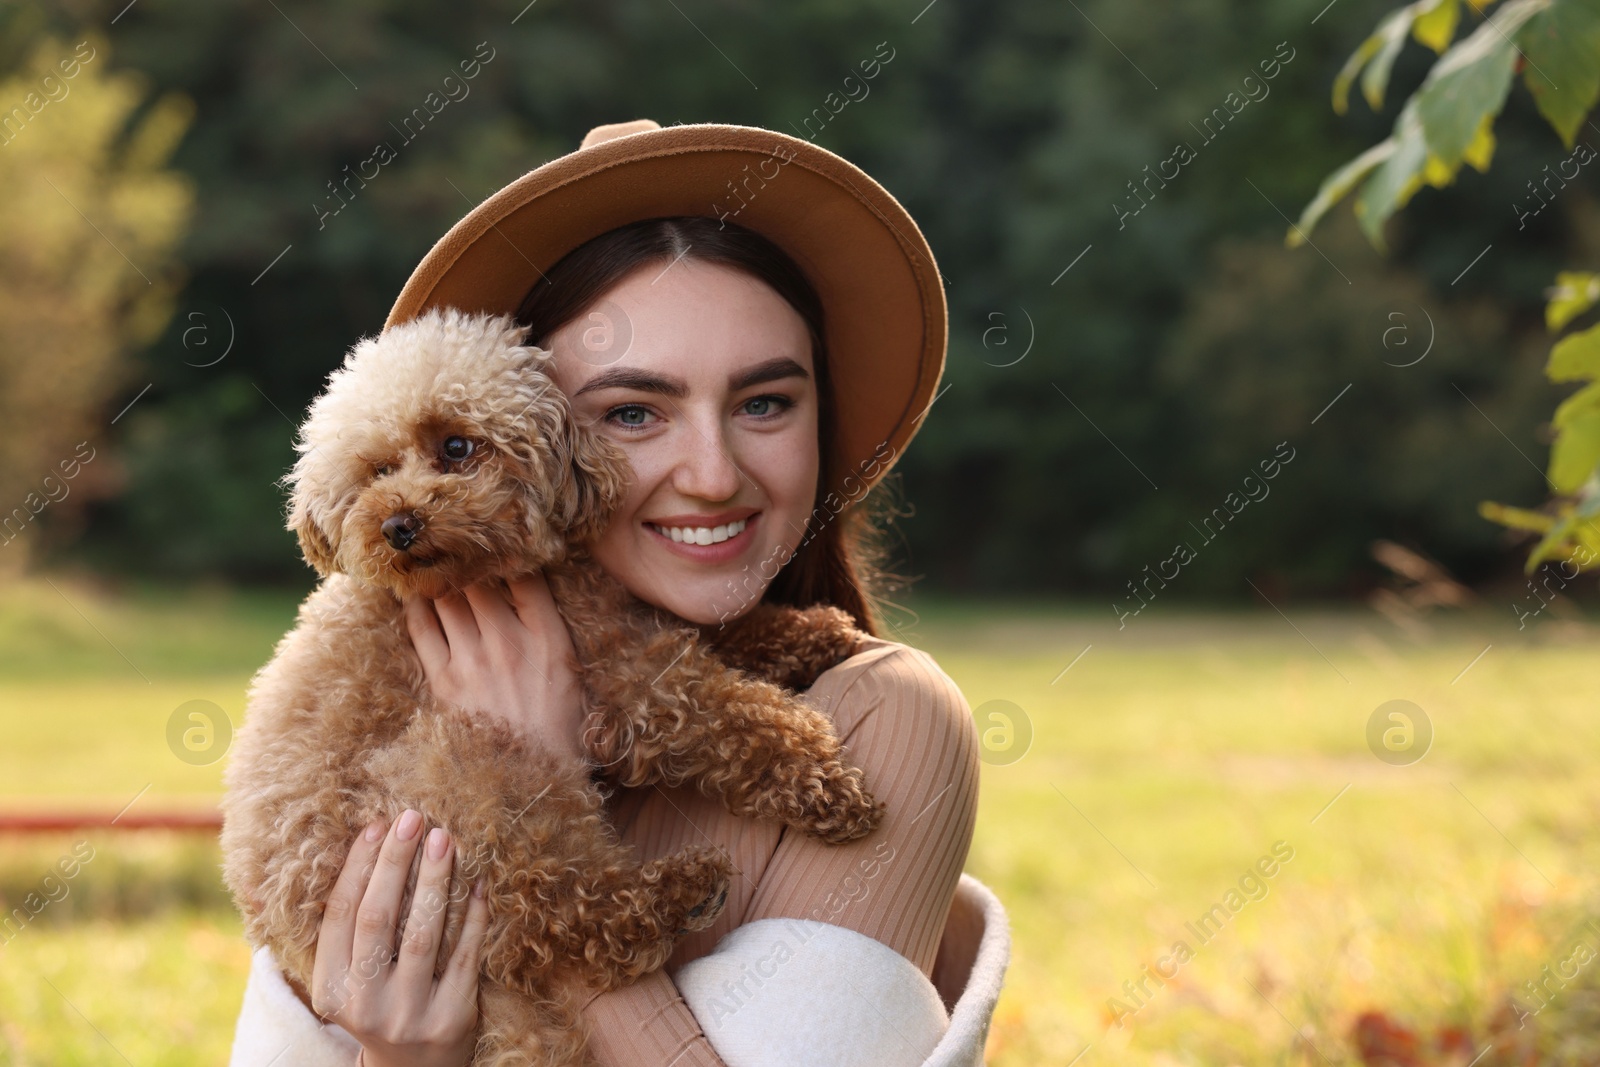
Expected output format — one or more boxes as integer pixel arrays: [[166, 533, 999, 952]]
[[228, 121, 1008, 1067]]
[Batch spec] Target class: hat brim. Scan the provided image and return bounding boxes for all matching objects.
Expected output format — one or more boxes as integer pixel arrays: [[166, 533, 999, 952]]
[[385, 122, 946, 496]]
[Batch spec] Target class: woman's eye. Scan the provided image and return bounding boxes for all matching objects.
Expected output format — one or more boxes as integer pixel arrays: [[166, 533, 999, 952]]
[[442, 436, 474, 461], [742, 395, 794, 418], [601, 397, 791, 432], [604, 404, 655, 430]]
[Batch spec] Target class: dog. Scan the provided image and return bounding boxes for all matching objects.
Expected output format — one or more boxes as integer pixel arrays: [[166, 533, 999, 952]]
[[219, 307, 885, 1066]]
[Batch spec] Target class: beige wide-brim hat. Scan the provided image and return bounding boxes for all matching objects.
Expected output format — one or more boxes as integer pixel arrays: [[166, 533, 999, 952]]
[[385, 118, 946, 495]]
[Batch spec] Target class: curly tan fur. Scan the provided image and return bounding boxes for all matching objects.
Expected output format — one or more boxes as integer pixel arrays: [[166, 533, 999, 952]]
[[219, 307, 883, 1066]]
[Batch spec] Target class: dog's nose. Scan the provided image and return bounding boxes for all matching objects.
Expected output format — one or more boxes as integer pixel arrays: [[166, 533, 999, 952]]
[[382, 512, 422, 551]]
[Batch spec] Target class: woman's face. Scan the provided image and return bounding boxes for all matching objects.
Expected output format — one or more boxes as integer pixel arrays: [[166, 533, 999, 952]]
[[544, 259, 820, 626]]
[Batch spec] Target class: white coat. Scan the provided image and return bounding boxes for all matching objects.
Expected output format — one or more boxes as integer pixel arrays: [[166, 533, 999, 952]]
[[228, 873, 1009, 1067]]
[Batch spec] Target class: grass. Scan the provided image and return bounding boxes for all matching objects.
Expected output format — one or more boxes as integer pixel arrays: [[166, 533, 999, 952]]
[[0, 574, 280, 1067], [886, 599, 1600, 1065], [1, 574, 1597, 1064]]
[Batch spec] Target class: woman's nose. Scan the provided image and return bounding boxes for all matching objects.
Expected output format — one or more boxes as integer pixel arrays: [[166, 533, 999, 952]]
[[671, 418, 746, 501]]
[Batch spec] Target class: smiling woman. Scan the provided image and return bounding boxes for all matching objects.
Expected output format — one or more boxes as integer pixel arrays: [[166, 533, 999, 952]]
[[501, 212, 999, 1067], [226, 120, 1008, 1067]]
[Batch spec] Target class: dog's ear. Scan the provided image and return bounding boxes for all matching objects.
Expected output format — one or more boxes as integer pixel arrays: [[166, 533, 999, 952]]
[[286, 497, 339, 578], [556, 411, 631, 548]]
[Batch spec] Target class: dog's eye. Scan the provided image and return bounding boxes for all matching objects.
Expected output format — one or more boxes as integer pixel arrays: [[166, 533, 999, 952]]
[[442, 436, 474, 462], [374, 463, 394, 477]]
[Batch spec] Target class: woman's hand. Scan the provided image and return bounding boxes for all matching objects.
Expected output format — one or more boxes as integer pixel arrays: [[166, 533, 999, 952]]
[[404, 573, 589, 769], [311, 810, 491, 1067]]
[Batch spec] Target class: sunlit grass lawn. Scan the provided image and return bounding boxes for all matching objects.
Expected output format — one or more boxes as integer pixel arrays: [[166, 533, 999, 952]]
[[1, 573, 1596, 1065], [0, 575, 286, 1067], [891, 602, 1600, 1066]]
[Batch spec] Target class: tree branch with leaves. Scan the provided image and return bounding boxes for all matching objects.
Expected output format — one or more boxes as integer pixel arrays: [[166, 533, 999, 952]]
[[1291, 0, 1600, 575]]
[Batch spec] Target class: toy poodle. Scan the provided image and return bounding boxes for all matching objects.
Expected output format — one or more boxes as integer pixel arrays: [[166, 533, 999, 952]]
[[219, 307, 884, 1066]]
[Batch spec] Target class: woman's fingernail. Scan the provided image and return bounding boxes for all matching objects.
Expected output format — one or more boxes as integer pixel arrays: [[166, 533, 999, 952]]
[[472, 877, 485, 898], [364, 819, 384, 842], [396, 809, 422, 840], [426, 826, 448, 860]]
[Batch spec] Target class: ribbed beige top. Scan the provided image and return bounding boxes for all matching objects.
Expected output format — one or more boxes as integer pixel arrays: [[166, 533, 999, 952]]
[[578, 633, 981, 1065]]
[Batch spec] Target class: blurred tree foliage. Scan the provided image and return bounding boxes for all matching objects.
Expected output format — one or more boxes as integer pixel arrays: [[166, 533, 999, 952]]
[[0, 31, 192, 574], [3, 0, 1590, 599], [1291, 0, 1600, 589]]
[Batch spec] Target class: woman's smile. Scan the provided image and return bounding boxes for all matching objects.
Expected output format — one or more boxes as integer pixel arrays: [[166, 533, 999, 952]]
[[644, 509, 761, 563]]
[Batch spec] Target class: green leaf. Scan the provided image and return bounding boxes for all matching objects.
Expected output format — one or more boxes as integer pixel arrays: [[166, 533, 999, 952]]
[[1527, 511, 1580, 570], [1418, 115, 1494, 188], [1478, 500, 1557, 532], [1515, 0, 1600, 147], [1461, 112, 1497, 170], [1547, 271, 1600, 331], [1334, 0, 1462, 113], [1549, 410, 1600, 491], [1571, 525, 1600, 568], [1289, 139, 1397, 246], [1354, 101, 1430, 249], [1414, 0, 1547, 167], [1547, 321, 1600, 382], [1555, 380, 1600, 428], [1413, 0, 1462, 51], [1334, 17, 1401, 114], [1363, 7, 1424, 111], [1579, 477, 1600, 516]]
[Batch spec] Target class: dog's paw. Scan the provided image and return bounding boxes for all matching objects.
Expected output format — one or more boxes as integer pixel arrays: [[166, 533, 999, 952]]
[[677, 884, 729, 935], [790, 761, 886, 844], [664, 847, 732, 936]]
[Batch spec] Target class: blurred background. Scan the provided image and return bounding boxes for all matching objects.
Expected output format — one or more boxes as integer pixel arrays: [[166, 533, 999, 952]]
[[2, 0, 1598, 1064]]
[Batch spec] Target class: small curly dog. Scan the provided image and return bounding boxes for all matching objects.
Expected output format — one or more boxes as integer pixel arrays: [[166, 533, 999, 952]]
[[219, 307, 885, 1066]]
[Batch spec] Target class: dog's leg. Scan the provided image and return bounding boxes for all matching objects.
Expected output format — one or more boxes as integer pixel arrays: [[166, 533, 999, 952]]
[[542, 844, 732, 993], [546, 556, 866, 693], [584, 641, 885, 843], [547, 560, 884, 842], [475, 981, 598, 1067], [703, 602, 867, 691]]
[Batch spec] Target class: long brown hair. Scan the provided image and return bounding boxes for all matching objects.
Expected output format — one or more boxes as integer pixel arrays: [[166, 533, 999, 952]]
[[514, 215, 907, 636]]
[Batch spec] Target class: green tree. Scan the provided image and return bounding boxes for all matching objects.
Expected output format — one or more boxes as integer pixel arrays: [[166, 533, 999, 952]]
[[0, 32, 193, 572], [4, 0, 1573, 597]]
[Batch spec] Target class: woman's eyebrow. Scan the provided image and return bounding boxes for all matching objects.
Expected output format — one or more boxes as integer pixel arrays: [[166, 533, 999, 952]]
[[573, 356, 810, 399], [573, 368, 687, 399], [730, 356, 810, 391]]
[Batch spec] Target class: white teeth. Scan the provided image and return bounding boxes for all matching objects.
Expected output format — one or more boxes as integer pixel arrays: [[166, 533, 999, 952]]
[[651, 518, 748, 545]]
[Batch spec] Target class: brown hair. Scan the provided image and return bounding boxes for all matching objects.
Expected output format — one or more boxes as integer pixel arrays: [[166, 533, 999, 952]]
[[514, 215, 907, 636]]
